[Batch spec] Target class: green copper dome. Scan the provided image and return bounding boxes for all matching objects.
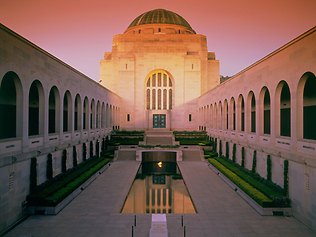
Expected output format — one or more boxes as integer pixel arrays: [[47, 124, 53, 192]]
[[128, 9, 195, 33]]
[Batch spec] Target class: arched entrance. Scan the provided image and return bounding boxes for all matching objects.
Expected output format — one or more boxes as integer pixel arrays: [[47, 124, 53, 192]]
[[145, 70, 173, 130]]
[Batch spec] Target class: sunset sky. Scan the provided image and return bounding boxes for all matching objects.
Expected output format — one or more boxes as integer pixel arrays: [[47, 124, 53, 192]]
[[1, 0, 315, 81]]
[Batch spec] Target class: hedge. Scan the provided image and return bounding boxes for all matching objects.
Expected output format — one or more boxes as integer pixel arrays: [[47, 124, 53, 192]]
[[208, 157, 290, 207], [28, 157, 111, 206], [173, 131, 210, 145], [112, 130, 144, 135], [209, 158, 273, 207], [110, 130, 144, 145], [44, 158, 110, 205]]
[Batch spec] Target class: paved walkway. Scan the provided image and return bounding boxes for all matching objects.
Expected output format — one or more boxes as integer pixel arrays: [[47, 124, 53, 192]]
[[4, 161, 151, 237], [4, 160, 315, 237], [170, 161, 315, 237]]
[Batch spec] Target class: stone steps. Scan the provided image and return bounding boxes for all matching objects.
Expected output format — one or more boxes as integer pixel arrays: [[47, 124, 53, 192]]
[[144, 130, 177, 146]]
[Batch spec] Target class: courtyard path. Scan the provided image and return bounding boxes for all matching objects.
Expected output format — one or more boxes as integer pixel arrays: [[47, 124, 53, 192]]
[[4, 159, 315, 237], [4, 160, 151, 237], [170, 161, 315, 237]]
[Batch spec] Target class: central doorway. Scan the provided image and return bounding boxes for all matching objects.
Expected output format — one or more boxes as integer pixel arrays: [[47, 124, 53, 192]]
[[153, 114, 166, 128]]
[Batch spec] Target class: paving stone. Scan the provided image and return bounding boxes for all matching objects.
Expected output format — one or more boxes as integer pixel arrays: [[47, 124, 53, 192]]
[[4, 160, 316, 237]]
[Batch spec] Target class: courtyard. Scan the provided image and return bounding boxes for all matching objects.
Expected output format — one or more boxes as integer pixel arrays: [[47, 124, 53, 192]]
[[4, 157, 315, 237]]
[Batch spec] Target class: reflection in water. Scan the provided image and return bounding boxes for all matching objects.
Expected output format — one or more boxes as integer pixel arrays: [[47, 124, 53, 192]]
[[121, 162, 196, 214]]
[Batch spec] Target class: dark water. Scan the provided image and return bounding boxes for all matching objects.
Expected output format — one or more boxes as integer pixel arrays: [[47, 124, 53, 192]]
[[121, 162, 196, 214]]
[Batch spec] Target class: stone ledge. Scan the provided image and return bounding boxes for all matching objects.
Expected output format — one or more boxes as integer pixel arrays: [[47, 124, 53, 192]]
[[27, 162, 112, 215], [207, 163, 292, 216]]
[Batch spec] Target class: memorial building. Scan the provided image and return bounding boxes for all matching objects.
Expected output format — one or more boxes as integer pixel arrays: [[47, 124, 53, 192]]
[[0, 8, 315, 234]]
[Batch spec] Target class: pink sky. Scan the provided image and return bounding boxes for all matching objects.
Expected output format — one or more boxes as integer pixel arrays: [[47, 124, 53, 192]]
[[1, 0, 315, 80]]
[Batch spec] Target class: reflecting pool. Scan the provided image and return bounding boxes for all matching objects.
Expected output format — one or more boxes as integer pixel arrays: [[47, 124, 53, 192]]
[[121, 161, 196, 214]]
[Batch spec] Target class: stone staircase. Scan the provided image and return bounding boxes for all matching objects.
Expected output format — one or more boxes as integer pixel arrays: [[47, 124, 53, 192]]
[[143, 130, 178, 146]]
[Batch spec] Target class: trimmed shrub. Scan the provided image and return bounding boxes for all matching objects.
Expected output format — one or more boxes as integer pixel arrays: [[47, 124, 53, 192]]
[[30, 157, 37, 194], [232, 144, 236, 163], [62, 150, 67, 173], [82, 143, 87, 161], [27, 157, 111, 206], [96, 140, 100, 158], [208, 157, 290, 207], [267, 155, 272, 181], [46, 154, 53, 181], [209, 158, 273, 207], [73, 146, 77, 167], [110, 130, 144, 145], [284, 160, 289, 196], [225, 142, 229, 159], [241, 147, 245, 168], [101, 138, 105, 156], [105, 136, 109, 150], [252, 150, 257, 173], [89, 141, 94, 158], [173, 130, 210, 145]]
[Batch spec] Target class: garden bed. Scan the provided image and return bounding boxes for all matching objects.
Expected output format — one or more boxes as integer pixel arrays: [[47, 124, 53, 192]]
[[173, 131, 211, 145], [110, 130, 144, 145], [27, 157, 111, 214], [208, 158, 291, 214]]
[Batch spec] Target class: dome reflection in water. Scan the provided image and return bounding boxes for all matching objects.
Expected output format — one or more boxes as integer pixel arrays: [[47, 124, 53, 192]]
[[121, 161, 196, 214]]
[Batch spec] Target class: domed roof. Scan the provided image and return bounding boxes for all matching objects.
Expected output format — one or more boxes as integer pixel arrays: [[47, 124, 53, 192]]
[[128, 9, 195, 33]]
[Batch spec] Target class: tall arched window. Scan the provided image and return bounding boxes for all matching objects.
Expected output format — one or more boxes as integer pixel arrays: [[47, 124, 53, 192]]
[[214, 103, 217, 129], [63, 90, 72, 132], [223, 100, 228, 130], [29, 80, 44, 136], [106, 104, 110, 128], [278, 82, 291, 137], [101, 102, 106, 128], [109, 105, 113, 127], [145, 70, 173, 110], [218, 101, 222, 130], [302, 73, 316, 140], [90, 99, 95, 129], [48, 86, 60, 134], [74, 94, 82, 131], [0, 72, 22, 139], [260, 87, 271, 135], [96, 101, 100, 128], [247, 91, 256, 133], [237, 95, 245, 132], [210, 104, 213, 128], [146, 89, 150, 109], [230, 98, 236, 130], [83, 97, 89, 130]]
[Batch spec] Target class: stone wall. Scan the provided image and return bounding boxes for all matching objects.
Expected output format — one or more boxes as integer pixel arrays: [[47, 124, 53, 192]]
[[197, 27, 316, 230], [0, 24, 121, 234]]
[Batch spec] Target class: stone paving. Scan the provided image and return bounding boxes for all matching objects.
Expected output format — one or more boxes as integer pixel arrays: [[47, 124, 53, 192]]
[[171, 161, 315, 237], [4, 159, 316, 237]]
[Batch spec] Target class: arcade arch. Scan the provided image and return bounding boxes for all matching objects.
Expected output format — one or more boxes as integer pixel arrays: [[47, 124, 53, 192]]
[[74, 94, 82, 131], [297, 72, 316, 140], [48, 86, 60, 134], [29, 80, 44, 136], [63, 90, 72, 132], [0, 72, 22, 139], [275, 81, 291, 137]]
